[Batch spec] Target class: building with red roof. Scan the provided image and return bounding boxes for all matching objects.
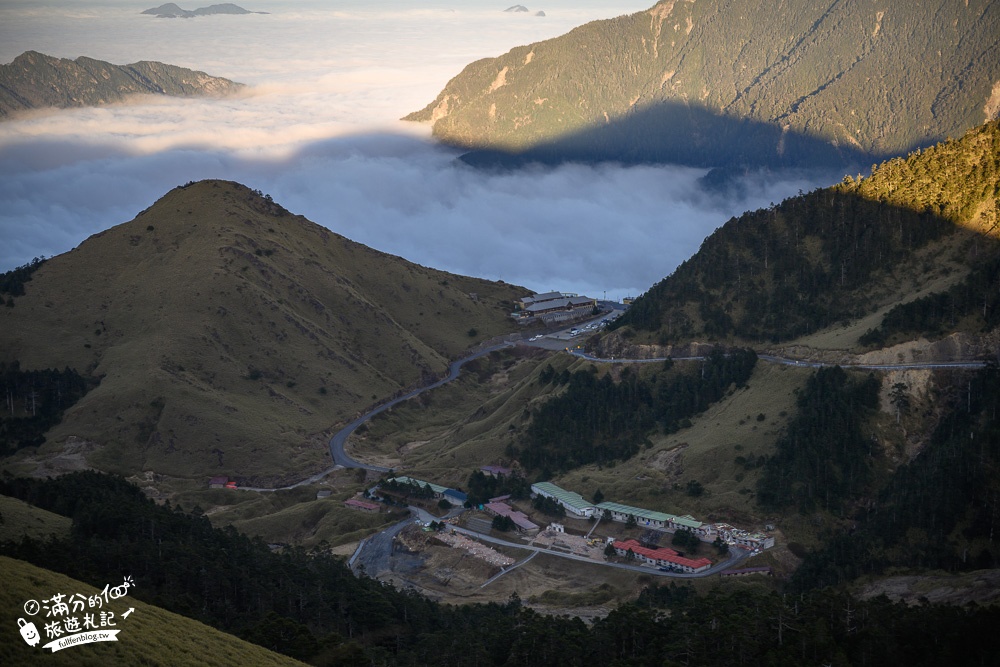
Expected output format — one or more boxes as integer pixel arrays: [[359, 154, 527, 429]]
[[611, 539, 712, 574], [344, 498, 381, 513], [484, 501, 540, 535]]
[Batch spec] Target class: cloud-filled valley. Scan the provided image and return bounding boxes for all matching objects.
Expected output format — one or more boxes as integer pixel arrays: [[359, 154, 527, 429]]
[[1, 0, 845, 300]]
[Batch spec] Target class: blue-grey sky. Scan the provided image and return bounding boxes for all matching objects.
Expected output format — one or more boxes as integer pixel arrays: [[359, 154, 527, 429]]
[[0, 1, 839, 300]]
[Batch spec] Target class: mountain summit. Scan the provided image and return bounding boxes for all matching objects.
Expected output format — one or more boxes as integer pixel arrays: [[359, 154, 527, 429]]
[[407, 0, 1000, 168], [0, 181, 522, 483]]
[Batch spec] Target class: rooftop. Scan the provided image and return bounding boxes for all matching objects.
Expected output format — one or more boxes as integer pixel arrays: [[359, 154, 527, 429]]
[[390, 476, 449, 496], [344, 498, 380, 511], [614, 539, 712, 569], [531, 482, 594, 512], [597, 501, 673, 524]]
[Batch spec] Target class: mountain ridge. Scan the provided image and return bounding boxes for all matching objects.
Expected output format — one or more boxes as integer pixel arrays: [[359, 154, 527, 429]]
[[142, 3, 268, 19], [0, 180, 523, 483], [408, 0, 1000, 169], [0, 51, 244, 118]]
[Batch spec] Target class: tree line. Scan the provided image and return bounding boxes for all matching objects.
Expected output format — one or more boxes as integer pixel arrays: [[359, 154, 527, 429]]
[[611, 119, 1000, 345], [0, 361, 95, 455], [860, 253, 1000, 347], [512, 349, 757, 474], [0, 256, 46, 306], [756, 367, 881, 514], [464, 469, 530, 507]]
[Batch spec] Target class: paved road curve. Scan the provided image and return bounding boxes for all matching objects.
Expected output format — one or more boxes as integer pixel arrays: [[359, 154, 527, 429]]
[[243, 342, 513, 491], [330, 342, 514, 471]]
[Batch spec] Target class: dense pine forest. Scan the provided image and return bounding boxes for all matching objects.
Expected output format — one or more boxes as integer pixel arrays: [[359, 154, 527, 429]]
[[791, 364, 1000, 591], [0, 361, 95, 455], [512, 349, 757, 473], [611, 119, 1000, 343], [756, 367, 881, 514], [3, 470, 1000, 665]]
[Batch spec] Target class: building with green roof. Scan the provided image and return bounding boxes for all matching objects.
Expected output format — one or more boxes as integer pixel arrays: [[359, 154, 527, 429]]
[[530, 481, 596, 517], [596, 501, 672, 527], [531, 481, 721, 540]]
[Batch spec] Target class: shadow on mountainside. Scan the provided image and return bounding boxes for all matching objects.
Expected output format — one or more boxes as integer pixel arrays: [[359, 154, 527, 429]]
[[454, 99, 891, 173]]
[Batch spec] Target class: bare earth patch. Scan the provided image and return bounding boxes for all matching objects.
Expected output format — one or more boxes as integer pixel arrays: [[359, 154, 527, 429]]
[[858, 570, 1000, 606]]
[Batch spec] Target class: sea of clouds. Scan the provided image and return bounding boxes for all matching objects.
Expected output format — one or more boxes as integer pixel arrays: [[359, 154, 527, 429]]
[[0, 0, 843, 300]]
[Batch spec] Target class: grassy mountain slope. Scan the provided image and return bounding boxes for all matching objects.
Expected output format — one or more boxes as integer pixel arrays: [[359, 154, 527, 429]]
[[604, 118, 1000, 350], [0, 556, 304, 667], [0, 51, 244, 118], [0, 180, 523, 483], [0, 494, 71, 542], [407, 0, 1000, 168]]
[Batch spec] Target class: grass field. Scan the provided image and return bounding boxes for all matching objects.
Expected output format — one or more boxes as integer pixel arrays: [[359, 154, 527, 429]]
[[0, 556, 304, 667], [0, 495, 72, 543], [349, 346, 564, 488]]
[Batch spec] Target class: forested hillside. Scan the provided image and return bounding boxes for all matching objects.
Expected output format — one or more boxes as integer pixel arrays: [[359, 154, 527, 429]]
[[408, 0, 1000, 168], [0, 362, 96, 456], [607, 119, 1000, 346], [790, 363, 1000, 590], [516, 349, 757, 473]]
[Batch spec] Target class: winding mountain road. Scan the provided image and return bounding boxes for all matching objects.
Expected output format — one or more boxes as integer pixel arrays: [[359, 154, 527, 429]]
[[243, 342, 513, 491], [330, 342, 514, 471]]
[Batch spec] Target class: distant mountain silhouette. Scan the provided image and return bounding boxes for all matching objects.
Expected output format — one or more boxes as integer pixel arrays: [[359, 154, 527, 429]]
[[142, 3, 268, 18], [0, 51, 244, 118]]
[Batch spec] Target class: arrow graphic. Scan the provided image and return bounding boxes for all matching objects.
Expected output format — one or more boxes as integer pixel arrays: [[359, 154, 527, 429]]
[[122, 608, 135, 619]]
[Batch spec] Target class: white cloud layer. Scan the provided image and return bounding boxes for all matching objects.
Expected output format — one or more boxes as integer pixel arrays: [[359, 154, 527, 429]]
[[0, 1, 842, 300]]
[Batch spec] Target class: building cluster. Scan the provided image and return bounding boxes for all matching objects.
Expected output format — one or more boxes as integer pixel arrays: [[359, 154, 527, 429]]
[[530, 481, 774, 551], [512, 291, 597, 322], [208, 476, 237, 490]]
